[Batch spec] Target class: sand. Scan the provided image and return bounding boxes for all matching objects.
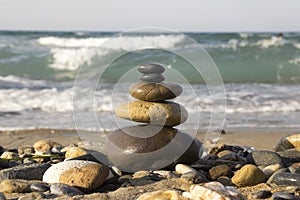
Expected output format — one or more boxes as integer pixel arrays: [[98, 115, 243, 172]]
[[0, 127, 299, 150]]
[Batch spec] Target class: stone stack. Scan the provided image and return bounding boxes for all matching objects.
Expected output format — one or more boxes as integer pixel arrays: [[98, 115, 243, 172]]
[[107, 63, 202, 172]]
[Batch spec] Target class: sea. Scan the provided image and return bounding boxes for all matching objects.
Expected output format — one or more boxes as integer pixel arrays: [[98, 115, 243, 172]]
[[0, 31, 300, 132]]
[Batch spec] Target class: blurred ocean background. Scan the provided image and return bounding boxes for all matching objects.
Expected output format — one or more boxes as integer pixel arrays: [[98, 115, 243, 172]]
[[0, 31, 299, 131]]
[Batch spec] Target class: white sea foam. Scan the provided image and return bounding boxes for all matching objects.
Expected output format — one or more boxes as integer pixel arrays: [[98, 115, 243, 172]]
[[38, 35, 185, 71]]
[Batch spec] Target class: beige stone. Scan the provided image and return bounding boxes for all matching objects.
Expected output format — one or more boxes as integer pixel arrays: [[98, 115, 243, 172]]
[[231, 164, 267, 187], [137, 190, 183, 200], [115, 100, 188, 126], [59, 163, 109, 192], [65, 147, 87, 159], [33, 139, 61, 155], [275, 133, 300, 151], [0, 152, 18, 160], [129, 81, 182, 102], [0, 179, 34, 193]]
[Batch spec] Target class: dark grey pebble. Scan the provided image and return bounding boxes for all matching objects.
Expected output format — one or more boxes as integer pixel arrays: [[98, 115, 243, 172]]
[[30, 182, 50, 192], [0, 163, 51, 182], [252, 190, 272, 199], [140, 73, 165, 82], [0, 192, 6, 200], [138, 63, 165, 74], [181, 171, 208, 184], [50, 183, 83, 196], [217, 176, 233, 186], [93, 183, 119, 193], [272, 191, 299, 200], [0, 160, 10, 168], [247, 150, 282, 166], [270, 172, 300, 187], [278, 149, 300, 167]]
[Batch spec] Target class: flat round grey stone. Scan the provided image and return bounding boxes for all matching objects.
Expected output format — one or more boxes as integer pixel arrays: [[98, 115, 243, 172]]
[[138, 63, 165, 74], [140, 73, 165, 83]]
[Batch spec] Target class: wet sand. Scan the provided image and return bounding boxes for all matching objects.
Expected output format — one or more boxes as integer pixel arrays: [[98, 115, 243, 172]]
[[0, 128, 299, 150]]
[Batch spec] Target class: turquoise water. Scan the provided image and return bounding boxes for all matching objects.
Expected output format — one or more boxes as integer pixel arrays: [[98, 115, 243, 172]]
[[0, 31, 299, 131], [0, 31, 300, 83]]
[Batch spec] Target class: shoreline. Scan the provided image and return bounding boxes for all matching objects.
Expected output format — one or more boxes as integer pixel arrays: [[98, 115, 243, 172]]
[[1, 127, 299, 150]]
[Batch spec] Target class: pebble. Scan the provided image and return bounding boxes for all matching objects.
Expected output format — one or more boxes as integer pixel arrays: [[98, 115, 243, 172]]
[[51, 146, 65, 155], [18, 192, 45, 200], [217, 150, 234, 158], [33, 139, 62, 155], [270, 172, 300, 186], [289, 162, 300, 174], [181, 171, 208, 184], [43, 160, 109, 192], [0, 163, 51, 182], [278, 149, 300, 167], [64, 147, 88, 159], [0, 193, 5, 200], [217, 176, 233, 186], [262, 163, 282, 178], [272, 191, 299, 200], [115, 100, 188, 126], [188, 182, 245, 200], [18, 147, 34, 157], [247, 150, 282, 166], [0, 179, 32, 193], [0, 152, 19, 159], [111, 166, 122, 176], [231, 164, 267, 187], [209, 165, 232, 180], [137, 190, 181, 200], [23, 158, 36, 164], [251, 190, 272, 199], [107, 126, 201, 172], [50, 183, 83, 196], [138, 63, 165, 74], [275, 133, 300, 152], [140, 73, 165, 82], [153, 170, 178, 179], [30, 182, 50, 192], [117, 174, 132, 184], [132, 171, 151, 179], [129, 81, 182, 101], [175, 164, 198, 174]]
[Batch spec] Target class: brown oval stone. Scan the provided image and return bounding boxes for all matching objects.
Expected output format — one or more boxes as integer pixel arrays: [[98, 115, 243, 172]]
[[129, 81, 182, 101], [59, 163, 109, 192], [115, 100, 188, 126], [106, 125, 202, 172]]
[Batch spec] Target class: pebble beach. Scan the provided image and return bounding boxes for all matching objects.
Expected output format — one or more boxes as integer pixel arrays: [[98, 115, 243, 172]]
[[1, 128, 300, 200]]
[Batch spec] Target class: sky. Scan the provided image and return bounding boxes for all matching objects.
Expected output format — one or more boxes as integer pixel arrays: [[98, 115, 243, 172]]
[[0, 0, 300, 32]]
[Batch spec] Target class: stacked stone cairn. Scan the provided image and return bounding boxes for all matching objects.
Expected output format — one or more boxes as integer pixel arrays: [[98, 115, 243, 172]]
[[108, 63, 202, 172]]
